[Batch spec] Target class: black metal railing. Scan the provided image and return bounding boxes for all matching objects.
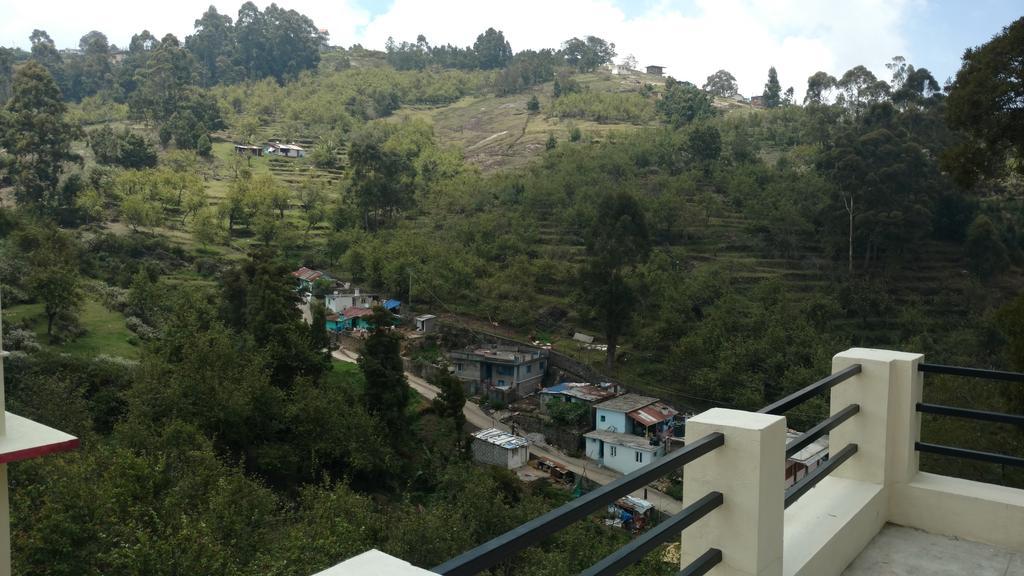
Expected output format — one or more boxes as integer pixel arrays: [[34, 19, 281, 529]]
[[914, 363, 1024, 469], [579, 492, 723, 576], [784, 443, 858, 508], [431, 432, 725, 576], [433, 363, 867, 575], [758, 365, 863, 508], [758, 364, 861, 415]]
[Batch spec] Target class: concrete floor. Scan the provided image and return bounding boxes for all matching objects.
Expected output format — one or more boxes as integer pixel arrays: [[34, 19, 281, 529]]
[[844, 524, 1024, 576]]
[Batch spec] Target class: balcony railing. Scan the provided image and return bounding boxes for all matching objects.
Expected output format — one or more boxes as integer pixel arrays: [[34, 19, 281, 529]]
[[326, 349, 1024, 576], [432, 432, 725, 576], [915, 363, 1024, 469]]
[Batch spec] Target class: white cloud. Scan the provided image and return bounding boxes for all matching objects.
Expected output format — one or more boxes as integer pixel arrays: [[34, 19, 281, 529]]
[[0, 0, 916, 99]]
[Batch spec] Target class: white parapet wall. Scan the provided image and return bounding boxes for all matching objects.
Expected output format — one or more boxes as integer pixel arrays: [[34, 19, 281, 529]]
[[314, 549, 437, 576]]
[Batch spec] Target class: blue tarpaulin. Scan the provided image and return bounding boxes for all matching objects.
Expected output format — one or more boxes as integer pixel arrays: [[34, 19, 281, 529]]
[[383, 299, 401, 311]]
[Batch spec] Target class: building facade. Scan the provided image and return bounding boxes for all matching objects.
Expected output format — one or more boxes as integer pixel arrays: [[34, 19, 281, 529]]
[[584, 429, 664, 475], [448, 344, 548, 402]]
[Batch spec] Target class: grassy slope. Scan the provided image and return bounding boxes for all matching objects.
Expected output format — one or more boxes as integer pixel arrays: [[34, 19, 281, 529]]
[[3, 299, 140, 359]]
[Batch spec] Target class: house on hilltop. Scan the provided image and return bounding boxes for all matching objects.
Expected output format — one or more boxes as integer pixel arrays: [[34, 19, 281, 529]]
[[448, 344, 548, 401], [326, 288, 377, 313], [645, 65, 665, 76]]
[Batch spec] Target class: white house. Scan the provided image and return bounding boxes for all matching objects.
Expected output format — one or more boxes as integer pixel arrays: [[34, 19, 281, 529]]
[[584, 429, 665, 475], [326, 288, 377, 314], [471, 428, 530, 469], [785, 430, 829, 488], [266, 142, 306, 158]]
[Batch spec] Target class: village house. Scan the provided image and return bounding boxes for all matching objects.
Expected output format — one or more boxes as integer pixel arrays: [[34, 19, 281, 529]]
[[470, 428, 530, 469], [326, 288, 377, 314], [414, 314, 437, 333], [750, 95, 765, 108], [448, 344, 548, 401], [234, 144, 263, 157], [292, 266, 325, 292], [326, 307, 375, 332], [267, 142, 306, 158], [583, 428, 665, 475], [645, 65, 665, 76], [593, 393, 678, 438]]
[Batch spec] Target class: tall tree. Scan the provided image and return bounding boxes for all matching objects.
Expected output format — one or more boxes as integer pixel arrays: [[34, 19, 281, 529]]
[[21, 225, 83, 340], [762, 66, 782, 108], [473, 28, 513, 70], [581, 191, 650, 370], [29, 29, 65, 95], [358, 307, 408, 434], [702, 69, 738, 97], [944, 16, 1024, 185], [187, 6, 236, 86], [804, 71, 837, 105], [0, 61, 82, 215], [561, 36, 616, 72], [309, 297, 330, 352], [67, 31, 112, 101], [432, 371, 467, 440]]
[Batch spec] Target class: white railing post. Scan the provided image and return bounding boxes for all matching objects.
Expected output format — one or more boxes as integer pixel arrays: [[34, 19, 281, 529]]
[[830, 348, 923, 487], [681, 408, 786, 576]]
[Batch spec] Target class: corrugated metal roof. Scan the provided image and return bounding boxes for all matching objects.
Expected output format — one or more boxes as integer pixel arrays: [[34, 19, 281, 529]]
[[291, 267, 323, 282], [595, 393, 659, 414], [383, 299, 401, 310], [472, 428, 529, 449], [627, 402, 678, 426]]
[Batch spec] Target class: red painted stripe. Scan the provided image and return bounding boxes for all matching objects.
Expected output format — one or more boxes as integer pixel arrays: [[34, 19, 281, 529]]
[[0, 438, 80, 464]]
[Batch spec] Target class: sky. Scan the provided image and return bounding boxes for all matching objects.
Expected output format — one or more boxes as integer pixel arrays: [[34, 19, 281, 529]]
[[0, 0, 1020, 99]]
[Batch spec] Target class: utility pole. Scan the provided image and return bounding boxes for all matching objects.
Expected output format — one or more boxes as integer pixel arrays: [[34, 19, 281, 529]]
[[408, 268, 413, 310]]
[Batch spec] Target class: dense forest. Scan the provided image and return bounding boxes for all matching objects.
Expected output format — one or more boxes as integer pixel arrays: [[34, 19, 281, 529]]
[[0, 3, 1023, 574]]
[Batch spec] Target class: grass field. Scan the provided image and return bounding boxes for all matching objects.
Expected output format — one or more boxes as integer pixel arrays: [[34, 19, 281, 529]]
[[3, 299, 140, 360]]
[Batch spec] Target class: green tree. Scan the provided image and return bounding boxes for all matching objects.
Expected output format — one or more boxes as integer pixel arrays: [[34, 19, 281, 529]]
[[24, 226, 83, 340], [526, 94, 540, 112], [309, 297, 330, 352], [964, 215, 1009, 279], [186, 6, 236, 86], [581, 191, 650, 370], [702, 69, 738, 97], [0, 61, 82, 215], [561, 36, 616, 72], [358, 306, 409, 434], [944, 16, 1024, 185], [29, 29, 65, 94], [657, 78, 715, 128], [688, 123, 722, 168], [431, 371, 466, 439], [804, 71, 837, 105], [472, 28, 512, 70], [762, 66, 782, 108]]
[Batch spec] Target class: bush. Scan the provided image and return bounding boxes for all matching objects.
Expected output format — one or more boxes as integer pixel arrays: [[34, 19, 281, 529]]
[[547, 400, 590, 426], [526, 95, 540, 112]]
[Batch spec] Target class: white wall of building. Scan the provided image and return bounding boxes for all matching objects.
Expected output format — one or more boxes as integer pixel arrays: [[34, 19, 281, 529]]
[[585, 436, 663, 475], [595, 408, 629, 434]]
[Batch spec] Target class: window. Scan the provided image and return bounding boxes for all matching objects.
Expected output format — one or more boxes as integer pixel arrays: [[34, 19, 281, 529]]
[[456, 363, 463, 371], [497, 365, 514, 376], [526, 365, 532, 374], [497, 379, 506, 386], [600, 415, 606, 422], [610, 446, 617, 457], [636, 452, 643, 464]]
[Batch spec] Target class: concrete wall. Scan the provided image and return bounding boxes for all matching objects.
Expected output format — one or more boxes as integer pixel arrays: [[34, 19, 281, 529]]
[[595, 408, 629, 434], [585, 436, 663, 475], [471, 438, 527, 469]]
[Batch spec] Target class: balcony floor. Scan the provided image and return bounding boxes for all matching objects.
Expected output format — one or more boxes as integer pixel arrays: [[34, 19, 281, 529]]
[[843, 524, 1023, 576]]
